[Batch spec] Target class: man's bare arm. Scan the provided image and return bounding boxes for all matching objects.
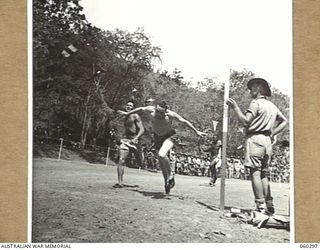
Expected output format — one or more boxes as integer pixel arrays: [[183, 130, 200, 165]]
[[272, 113, 288, 137], [235, 109, 254, 127], [168, 111, 206, 137], [117, 106, 152, 116], [226, 98, 253, 127], [132, 115, 145, 143]]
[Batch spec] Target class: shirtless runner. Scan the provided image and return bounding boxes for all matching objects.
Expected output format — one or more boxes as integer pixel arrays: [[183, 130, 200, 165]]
[[114, 101, 145, 188], [119, 100, 206, 194]]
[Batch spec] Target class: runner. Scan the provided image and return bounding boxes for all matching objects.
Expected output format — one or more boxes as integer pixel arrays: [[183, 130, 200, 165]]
[[114, 101, 145, 188], [119, 100, 206, 194], [226, 78, 288, 214]]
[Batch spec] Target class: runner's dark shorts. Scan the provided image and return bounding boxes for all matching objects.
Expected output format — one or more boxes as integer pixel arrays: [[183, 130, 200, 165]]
[[154, 129, 177, 151]]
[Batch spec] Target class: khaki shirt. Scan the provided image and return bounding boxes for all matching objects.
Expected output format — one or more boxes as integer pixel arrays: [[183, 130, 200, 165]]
[[246, 97, 284, 133]]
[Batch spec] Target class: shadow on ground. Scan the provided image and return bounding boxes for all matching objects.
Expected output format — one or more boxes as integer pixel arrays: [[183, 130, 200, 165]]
[[130, 189, 171, 199]]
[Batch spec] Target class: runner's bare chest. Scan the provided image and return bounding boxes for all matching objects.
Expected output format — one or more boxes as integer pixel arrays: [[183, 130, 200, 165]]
[[124, 114, 138, 134], [150, 111, 172, 135]]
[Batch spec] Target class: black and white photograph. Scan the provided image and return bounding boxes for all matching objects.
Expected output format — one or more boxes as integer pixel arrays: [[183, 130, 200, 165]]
[[31, 0, 292, 244]]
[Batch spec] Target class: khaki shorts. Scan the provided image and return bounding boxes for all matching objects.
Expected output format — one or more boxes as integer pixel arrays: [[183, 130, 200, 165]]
[[120, 138, 137, 150], [119, 138, 142, 166], [244, 134, 272, 172]]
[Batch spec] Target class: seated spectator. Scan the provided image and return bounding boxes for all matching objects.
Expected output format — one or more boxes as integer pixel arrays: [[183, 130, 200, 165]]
[[188, 162, 195, 176], [284, 167, 290, 183], [205, 158, 211, 177], [200, 158, 207, 176], [176, 160, 183, 174]]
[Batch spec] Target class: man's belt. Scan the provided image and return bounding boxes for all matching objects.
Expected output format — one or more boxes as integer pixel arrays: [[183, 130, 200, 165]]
[[246, 130, 271, 136]]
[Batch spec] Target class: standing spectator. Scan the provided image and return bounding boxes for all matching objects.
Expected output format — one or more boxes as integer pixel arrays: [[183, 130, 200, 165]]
[[107, 127, 119, 162], [201, 157, 207, 177], [175, 154, 183, 174], [284, 167, 290, 183], [144, 147, 152, 171], [240, 162, 246, 180], [182, 154, 190, 175], [114, 102, 145, 187], [234, 159, 241, 179], [226, 158, 233, 179], [205, 157, 211, 177], [169, 149, 177, 178], [201, 133, 222, 186], [227, 78, 287, 214], [189, 156, 195, 176]]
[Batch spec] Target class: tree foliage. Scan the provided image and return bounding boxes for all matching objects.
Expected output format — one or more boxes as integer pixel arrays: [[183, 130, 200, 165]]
[[33, 0, 290, 157], [33, 0, 161, 145]]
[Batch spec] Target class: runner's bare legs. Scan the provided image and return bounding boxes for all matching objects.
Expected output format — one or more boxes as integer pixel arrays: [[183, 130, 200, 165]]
[[157, 138, 174, 191], [117, 148, 130, 186]]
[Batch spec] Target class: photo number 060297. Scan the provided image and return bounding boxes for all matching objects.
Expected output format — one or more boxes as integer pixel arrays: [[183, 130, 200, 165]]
[[32, 0, 292, 244]]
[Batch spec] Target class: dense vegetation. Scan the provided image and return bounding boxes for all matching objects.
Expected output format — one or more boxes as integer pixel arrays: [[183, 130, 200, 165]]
[[33, 0, 290, 157]]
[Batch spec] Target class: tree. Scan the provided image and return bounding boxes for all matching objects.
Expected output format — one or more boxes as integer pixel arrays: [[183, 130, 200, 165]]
[[33, 0, 90, 138], [33, 1, 162, 146], [33, 1, 290, 157], [138, 69, 290, 157]]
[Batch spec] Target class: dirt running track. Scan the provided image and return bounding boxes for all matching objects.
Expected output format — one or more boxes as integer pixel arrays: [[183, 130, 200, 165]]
[[32, 158, 290, 243]]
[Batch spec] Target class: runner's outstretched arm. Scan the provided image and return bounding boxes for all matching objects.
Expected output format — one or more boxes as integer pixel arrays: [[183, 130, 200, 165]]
[[117, 107, 143, 116], [169, 111, 206, 137], [118, 106, 152, 116]]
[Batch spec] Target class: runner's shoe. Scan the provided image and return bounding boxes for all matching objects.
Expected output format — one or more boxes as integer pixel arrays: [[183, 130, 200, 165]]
[[168, 176, 175, 189], [165, 183, 171, 195], [209, 180, 215, 186]]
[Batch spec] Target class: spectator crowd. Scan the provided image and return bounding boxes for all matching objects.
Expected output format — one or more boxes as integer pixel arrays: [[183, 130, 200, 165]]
[[142, 148, 290, 184]]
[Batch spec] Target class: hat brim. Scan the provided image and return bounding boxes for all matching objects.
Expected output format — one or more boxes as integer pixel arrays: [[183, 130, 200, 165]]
[[247, 78, 271, 97]]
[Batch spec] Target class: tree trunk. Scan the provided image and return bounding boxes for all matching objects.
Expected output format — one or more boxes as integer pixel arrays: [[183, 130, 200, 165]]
[[82, 128, 88, 148], [80, 107, 88, 147], [80, 92, 92, 147]]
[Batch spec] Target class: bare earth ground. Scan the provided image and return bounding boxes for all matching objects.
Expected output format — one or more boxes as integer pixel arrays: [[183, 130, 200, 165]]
[[32, 158, 290, 243]]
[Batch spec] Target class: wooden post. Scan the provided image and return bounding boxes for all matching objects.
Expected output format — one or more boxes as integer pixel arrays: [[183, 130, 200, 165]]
[[58, 138, 63, 161], [220, 71, 230, 212], [105, 146, 110, 166]]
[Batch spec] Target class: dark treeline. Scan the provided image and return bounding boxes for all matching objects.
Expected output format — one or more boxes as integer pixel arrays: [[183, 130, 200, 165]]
[[33, 0, 290, 158]]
